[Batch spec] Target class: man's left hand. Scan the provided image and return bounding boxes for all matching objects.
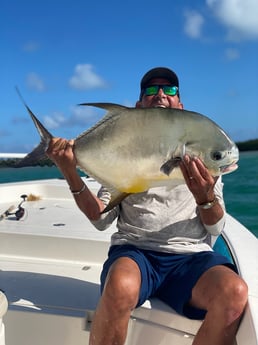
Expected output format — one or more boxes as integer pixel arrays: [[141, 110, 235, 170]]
[[180, 155, 218, 205]]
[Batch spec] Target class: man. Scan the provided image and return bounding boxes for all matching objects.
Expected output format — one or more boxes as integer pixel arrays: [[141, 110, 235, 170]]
[[47, 67, 248, 345]]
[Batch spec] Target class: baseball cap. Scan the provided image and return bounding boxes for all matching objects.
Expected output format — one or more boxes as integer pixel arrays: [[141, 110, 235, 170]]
[[140, 67, 179, 90]]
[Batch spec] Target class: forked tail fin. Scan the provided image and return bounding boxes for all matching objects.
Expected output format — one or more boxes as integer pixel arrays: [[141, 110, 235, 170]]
[[15, 88, 53, 168]]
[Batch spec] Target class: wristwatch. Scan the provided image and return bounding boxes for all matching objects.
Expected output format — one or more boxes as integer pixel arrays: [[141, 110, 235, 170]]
[[197, 197, 218, 209]]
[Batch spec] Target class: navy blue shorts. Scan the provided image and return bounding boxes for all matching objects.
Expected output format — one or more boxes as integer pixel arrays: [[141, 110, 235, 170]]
[[100, 244, 237, 320]]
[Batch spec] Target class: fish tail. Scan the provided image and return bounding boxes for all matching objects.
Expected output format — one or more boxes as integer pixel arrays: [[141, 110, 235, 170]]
[[15, 88, 53, 168]]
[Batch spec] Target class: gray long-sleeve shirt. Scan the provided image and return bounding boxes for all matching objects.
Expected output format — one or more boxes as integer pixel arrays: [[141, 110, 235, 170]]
[[91, 178, 226, 254]]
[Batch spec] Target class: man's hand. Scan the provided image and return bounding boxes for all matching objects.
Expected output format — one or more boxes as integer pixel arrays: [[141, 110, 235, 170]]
[[46, 138, 77, 172], [180, 155, 218, 205]]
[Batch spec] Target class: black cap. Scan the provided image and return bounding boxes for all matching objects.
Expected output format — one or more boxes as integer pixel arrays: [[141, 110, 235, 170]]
[[140, 67, 179, 90]]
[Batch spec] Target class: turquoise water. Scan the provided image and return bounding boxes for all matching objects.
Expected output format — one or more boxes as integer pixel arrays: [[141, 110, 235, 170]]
[[1, 151, 258, 237], [223, 151, 258, 237], [0, 166, 64, 182]]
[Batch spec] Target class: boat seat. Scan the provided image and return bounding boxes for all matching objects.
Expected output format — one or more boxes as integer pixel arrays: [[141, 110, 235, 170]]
[[133, 298, 202, 336], [1, 262, 202, 337]]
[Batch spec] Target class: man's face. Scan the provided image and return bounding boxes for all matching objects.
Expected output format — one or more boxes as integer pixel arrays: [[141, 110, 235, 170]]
[[136, 78, 183, 110]]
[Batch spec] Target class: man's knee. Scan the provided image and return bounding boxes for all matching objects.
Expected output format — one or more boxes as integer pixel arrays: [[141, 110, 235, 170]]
[[102, 258, 141, 311], [222, 277, 248, 325], [192, 265, 248, 324], [205, 272, 248, 326]]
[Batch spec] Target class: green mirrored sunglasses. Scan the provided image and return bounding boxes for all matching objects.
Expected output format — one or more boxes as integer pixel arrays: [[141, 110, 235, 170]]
[[143, 85, 179, 97]]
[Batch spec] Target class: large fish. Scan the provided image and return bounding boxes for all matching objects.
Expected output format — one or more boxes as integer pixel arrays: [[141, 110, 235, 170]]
[[16, 100, 239, 211]]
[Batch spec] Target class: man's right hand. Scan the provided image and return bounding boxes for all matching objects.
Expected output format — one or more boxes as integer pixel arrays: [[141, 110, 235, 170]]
[[46, 138, 77, 173]]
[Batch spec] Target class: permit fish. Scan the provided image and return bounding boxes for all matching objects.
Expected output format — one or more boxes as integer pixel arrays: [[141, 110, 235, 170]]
[[16, 99, 239, 212]]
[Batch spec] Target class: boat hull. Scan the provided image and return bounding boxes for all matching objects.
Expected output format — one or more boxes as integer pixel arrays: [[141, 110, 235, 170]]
[[0, 179, 257, 344]]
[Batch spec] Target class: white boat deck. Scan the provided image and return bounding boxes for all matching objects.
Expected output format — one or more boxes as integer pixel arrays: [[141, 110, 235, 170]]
[[0, 178, 257, 344]]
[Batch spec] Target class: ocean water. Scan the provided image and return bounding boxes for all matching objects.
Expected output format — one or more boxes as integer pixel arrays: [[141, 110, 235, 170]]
[[223, 150, 258, 237], [1, 151, 258, 237]]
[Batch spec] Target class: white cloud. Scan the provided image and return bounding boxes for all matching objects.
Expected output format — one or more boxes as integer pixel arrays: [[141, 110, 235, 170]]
[[207, 0, 258, 40], [69, 64, 106, 90], [22, 41, 40, 52], [225, 48, 240, 60], [183, 10, 204, 39], [70, 105, 100, 125], [42, 106, 102, 131], [43, 112, 67, 130], [26, 72, 46, 92]]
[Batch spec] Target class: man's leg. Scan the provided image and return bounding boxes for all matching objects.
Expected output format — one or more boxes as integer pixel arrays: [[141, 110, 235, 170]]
[[89, 257, 141, 345], [190, 265, 248, 345]]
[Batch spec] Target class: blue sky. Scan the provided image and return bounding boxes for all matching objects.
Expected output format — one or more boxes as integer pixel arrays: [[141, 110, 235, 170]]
[[1, 0, 258, 154]]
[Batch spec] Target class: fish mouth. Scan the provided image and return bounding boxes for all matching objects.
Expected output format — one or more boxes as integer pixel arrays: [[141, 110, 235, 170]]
[[220, 162, 238, 174]]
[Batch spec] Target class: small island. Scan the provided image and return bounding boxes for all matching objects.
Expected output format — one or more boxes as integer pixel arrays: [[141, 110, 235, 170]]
[[235, 138, 258, 152], [0, 157, 55, 168]]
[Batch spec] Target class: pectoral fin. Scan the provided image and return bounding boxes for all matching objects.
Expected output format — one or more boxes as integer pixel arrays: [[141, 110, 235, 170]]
[[160, 157, 181, 176], [160, 144, 186, 176]]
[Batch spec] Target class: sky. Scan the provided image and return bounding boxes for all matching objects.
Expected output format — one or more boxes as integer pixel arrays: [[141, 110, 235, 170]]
[[1, 0, 258, 154]]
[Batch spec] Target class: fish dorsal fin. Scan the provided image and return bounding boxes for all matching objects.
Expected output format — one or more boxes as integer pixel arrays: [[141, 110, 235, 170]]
[[76, 103, 131, 140], [79, 102, 129, 113]]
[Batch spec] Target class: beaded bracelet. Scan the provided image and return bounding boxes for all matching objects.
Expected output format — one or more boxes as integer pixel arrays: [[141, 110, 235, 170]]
[[70, 183, 86, 195]]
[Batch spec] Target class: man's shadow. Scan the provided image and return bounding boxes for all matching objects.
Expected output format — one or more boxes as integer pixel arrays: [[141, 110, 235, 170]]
[[0, 270, 100, 316]]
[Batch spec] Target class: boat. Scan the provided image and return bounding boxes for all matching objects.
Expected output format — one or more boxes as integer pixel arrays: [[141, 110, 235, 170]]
[[0, 176, 258, 345]]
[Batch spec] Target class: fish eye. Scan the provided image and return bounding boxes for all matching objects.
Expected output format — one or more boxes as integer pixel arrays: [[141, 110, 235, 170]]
[[210, 151, 224, 161]]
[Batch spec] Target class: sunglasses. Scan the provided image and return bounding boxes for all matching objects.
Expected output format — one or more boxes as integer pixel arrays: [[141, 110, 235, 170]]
[[142, 85, 179, 97]]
